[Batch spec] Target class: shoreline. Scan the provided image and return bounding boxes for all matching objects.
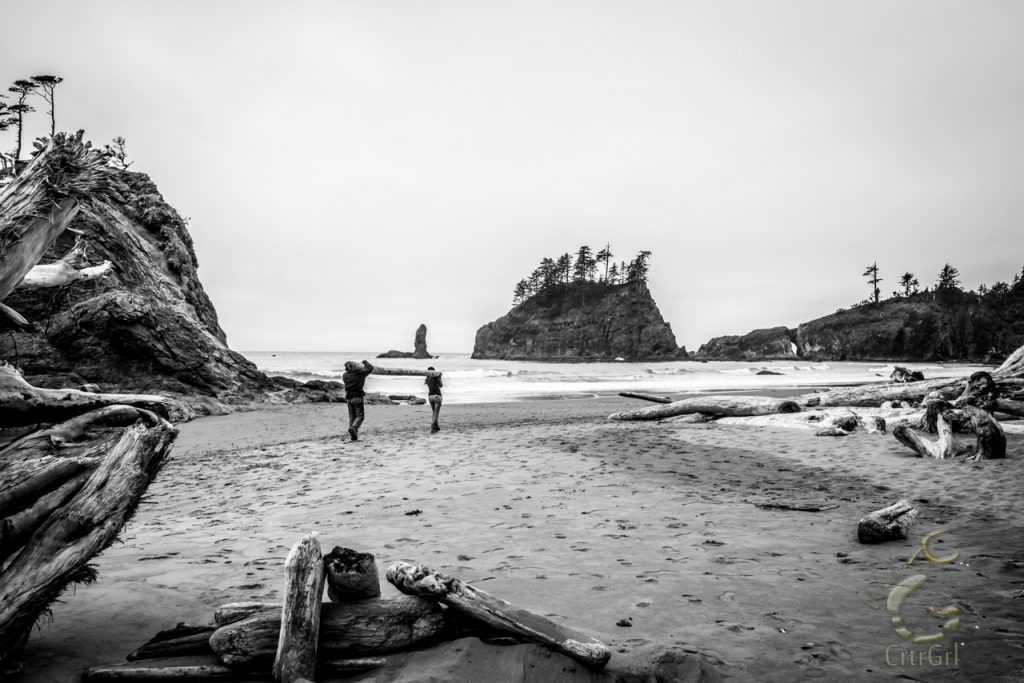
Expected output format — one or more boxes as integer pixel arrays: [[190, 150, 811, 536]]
[[12, 396, 1023, 682]]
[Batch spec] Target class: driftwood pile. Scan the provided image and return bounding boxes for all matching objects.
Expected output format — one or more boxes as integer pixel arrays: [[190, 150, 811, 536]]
[[85, 533, 611, 681], [612, 346, 1024, 462], [1, 134, 180, 673]]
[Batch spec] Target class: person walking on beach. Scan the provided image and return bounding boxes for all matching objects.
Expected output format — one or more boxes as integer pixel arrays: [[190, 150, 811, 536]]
[[343, 360, 374, 441], [425, 366, 443, 433]]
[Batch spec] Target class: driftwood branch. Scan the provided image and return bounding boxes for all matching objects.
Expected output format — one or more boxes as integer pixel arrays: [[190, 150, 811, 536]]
[[386, 561, 611, 669], [369, 366, 441, 378], [609, 395, 800, 421], [618, 392, 673, 403]]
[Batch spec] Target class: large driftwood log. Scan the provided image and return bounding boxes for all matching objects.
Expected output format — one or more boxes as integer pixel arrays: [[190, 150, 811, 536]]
[[892, 403, 970, 459], [858, 500, 919, 543], [608, 395, 800, 421], [17, 235, 112, 289], [0, 411, 176, 664], [127, 625, 216, 661], [963, 404, 1006, 460], [209, 596, 446, 666], [0, 363, 170, 426], [84, 657, 386, 680], [274, 533, 325, 683], [325, 546, 380, 602], [386, 561, 611, 670]]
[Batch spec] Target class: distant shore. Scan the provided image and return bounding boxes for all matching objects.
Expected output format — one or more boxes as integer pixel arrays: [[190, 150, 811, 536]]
[[14, 396, 1023, 682]]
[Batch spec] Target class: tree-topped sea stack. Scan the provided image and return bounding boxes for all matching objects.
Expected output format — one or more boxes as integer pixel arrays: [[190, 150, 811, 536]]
[[473, 246, 686, 361]]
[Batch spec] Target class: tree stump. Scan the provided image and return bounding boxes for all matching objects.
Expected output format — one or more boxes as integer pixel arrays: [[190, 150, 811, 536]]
[[858, 500, 919, 543], [325, 547, 380, 602]]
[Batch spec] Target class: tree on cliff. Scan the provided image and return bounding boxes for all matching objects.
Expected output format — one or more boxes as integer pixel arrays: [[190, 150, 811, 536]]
[[5, 80, 38, 168], [626, 250, 652, 285], [596, 243, 613, 282], [897, 272, 919, 298], [30, 74, 63, 136], [936, 263, 961, 291], [863, 262, 882, 304], [556, 252, 572, 284], [573, 245, 596, 282]]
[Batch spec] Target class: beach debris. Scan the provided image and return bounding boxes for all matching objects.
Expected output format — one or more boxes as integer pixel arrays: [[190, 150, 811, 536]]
[[325, 546, 380, 602], [754, 502, 839, 513], [893, 401, 1006, 460], [386, 561, 612, 669], [619, 391, 673, 404], [857, 500, 919, 544], [890, 366, 925, 383], [608, 395, 801, 421]]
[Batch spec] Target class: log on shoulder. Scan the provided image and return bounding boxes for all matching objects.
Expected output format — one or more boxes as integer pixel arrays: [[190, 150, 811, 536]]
[[858, 500, 919, 544], [386, 561, 611, 670], [325, 546, 380, 602], [608, 395, 800, 421], [274, 533, 326, 683], [369, 366, 442, 378]]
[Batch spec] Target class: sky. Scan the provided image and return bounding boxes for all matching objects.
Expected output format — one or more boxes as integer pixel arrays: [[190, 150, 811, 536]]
[[3, 1, 1023, 353]]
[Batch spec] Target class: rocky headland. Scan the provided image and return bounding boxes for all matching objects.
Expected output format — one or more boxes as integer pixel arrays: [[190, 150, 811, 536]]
[[697, 285, 1024, 362], [0, 166, 345, 418], [472, 281, 687, 361]]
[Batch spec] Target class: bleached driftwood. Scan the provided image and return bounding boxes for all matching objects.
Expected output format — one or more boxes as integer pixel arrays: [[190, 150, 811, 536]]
[[369, 366, 441, 378], [274, 533, 326, 683], [84, 658, 386, 681], [17, 236, 112, 289], [386, 561, 610, 669], [608, 395, 800, 421], [858, 500, 919, 543], [892, 402, 969, 459], [0, 363, 171, 426], [209, 596, 446, 666]]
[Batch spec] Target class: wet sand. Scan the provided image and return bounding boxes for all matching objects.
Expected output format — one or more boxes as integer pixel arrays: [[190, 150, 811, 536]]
[[12, 396, 1024, 682]]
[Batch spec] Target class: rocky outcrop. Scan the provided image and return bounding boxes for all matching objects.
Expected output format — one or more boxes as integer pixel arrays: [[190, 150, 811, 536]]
[[0, 169, 338, 416], [377, 323, 436, 359], [696, 286, 1024, 362], [696, 326, 797, 361], [472, 282, 686, 361]]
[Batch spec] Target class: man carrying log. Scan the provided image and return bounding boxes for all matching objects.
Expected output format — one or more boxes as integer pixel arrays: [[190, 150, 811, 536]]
[[342, 360, 374, 441]]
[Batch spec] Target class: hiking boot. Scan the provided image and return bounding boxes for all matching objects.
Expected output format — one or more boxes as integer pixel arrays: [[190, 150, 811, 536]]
[[348, 428, 358, 441]]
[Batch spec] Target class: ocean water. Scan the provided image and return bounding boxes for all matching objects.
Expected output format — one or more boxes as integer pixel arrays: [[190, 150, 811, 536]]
[[244, 352, 981, 405]]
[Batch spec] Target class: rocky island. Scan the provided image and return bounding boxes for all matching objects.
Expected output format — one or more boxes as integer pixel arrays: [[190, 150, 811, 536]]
[[697, 274, 1024, 362], [473, 246, 687, 361]]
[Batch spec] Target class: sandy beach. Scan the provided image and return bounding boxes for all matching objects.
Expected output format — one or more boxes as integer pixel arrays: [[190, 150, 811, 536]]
[[11, 395, 1024, 682]]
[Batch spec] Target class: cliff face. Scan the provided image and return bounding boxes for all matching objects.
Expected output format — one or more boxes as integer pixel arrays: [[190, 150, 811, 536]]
[[696, 287, 1024, 362], [472, 281, 685, 361], [0, 170, 277, 401]]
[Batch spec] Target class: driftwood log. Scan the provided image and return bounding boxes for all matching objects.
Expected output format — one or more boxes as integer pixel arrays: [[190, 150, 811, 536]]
[[273, 533, 325, 683], [618, 392, 673, 404], [84, 657, 386, 681], [325, 546, 380, 602], [858, 500, 919, 543], [893, 400, 1006, 460], [369, 366, 441, 378], [0, 410, 176, 665], [386, 561, 611, 669], [17, 235, 112, 289], [127, 625, 216, 661], [209, 596, 447, 666], [608, 395, 800, 421]]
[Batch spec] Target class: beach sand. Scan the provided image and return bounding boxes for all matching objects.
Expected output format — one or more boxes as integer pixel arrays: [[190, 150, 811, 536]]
[[11, 396, 1024, 682]]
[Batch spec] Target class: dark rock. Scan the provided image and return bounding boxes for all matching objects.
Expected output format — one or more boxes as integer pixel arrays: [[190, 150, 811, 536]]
[[377, 323, 436, 359], [755, 369, 784, 376], [697, 326, 797, 360], [472, 282, 686, 361]]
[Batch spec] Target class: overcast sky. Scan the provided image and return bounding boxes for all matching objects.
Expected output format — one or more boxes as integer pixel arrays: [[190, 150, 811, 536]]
[[4, 1, 1023, 353]]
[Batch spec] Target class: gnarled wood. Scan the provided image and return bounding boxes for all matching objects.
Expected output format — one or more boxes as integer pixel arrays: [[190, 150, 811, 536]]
[[892, 404, 969, 459], [609, 395, 799, 421], [386, 561, 611, 670], [274, 532, 325, 683], [858, 500, 919, 543], [18, 235, 112, 289], [964, 404, 1006, 460], [209, 596, 446, 666], [0, 413, 176, 664], [0, 363, 170, 426]]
